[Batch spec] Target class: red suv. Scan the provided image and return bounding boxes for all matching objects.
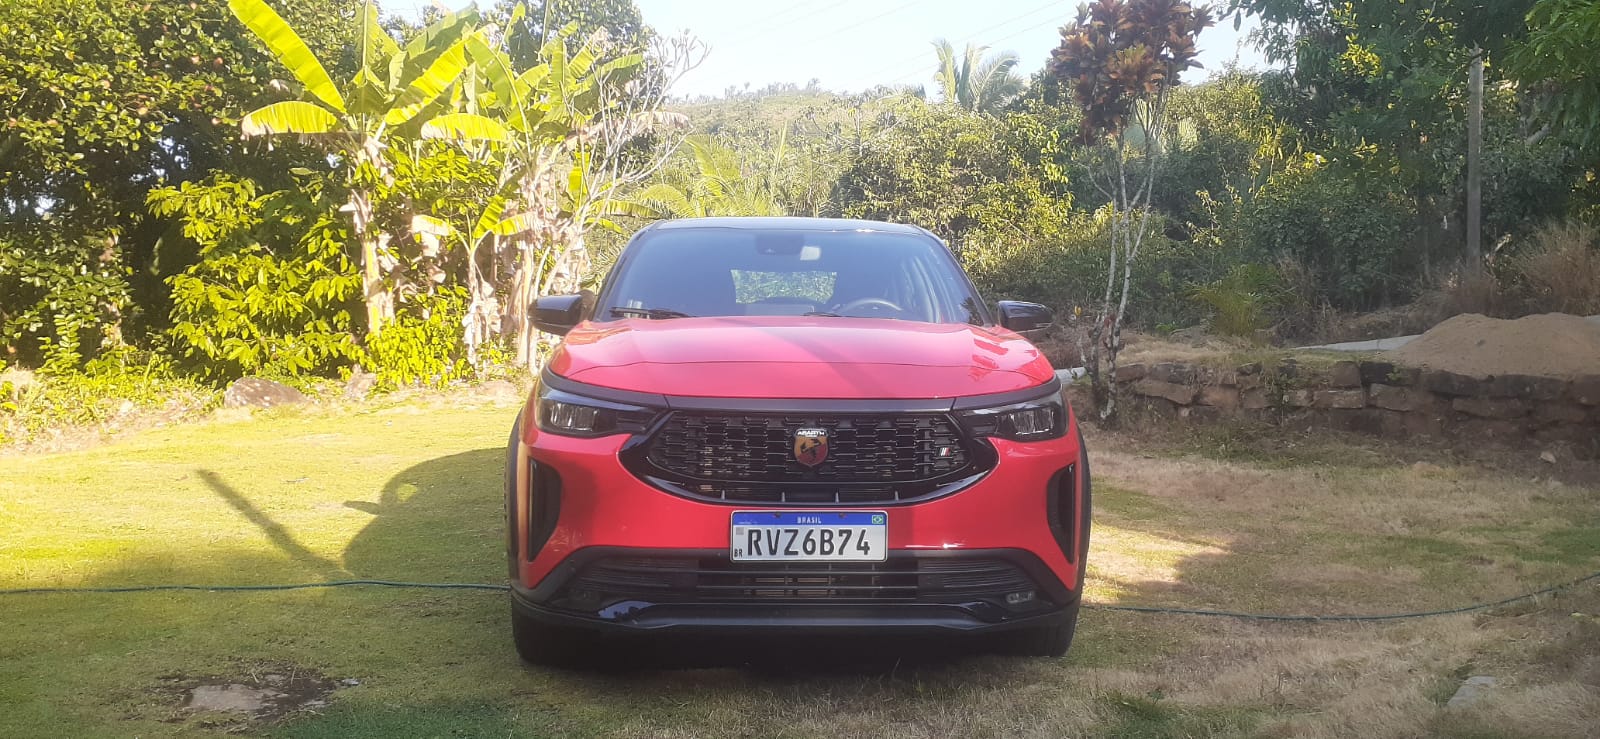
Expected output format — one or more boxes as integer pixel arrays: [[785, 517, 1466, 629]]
[[506, 218, 1090, 665]]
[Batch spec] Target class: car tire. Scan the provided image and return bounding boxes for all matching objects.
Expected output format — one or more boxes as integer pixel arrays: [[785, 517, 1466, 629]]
[[1001, 599, 1080, 657], [511, 607, 595, 668]]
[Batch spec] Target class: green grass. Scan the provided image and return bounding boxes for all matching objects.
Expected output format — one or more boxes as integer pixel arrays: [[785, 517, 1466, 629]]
[[2, 398, 1599, 737]]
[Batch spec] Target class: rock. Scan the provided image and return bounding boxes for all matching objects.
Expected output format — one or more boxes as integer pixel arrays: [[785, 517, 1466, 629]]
[[1533, 402, 1587, 425], [1316, 389, 1367, 410], [1358, 360, 1396, 385], [1238, 372, 1263, 390], [1284, 389, 1315, 408], [1133, 379, 1198, 405], [1276, 359, 1299, 380], [1197, 385, 1241, 411], [1425, 370, 1483, 397], [1326, 409, 1394, 435], [1445, 676, 1497, 710], [1329, 361, 1362, 388], [1535, 425, 1598, 447], [186, 683, 282, 713], [223, 378, 307, 409], [1452, 397, 1529, 419], [478, 379, 524, 401], [1236, 362, 1263, 376], [1148, 362, 1194, 384], [1368, 384, 1414, 412], [1403, 411, 1445, 436], [1540, 450, 1558, 464], [1456, 418, 1527, 439], [1571, 376, 1600, 405], [1241, 389, 1270, 410], [343, 369, 377, 401], [1113, 363, 1148, 382], [1215, 370, 1239, 387], [1485, 374, 1568, 401]]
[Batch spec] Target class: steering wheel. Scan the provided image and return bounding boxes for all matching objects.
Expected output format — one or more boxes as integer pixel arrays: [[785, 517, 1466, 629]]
[[833, 297, 905, 316]]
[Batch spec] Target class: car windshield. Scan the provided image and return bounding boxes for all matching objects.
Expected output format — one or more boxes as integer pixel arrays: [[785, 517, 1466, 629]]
[[598, 227, 989, 324]]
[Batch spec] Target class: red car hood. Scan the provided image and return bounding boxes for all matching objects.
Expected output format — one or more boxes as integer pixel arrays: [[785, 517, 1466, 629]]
[[547, 316, 1055, 399]]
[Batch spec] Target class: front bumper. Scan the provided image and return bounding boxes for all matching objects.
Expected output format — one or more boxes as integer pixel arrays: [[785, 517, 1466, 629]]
[[511, 547, 1077, 634], [508, 401, 1088, 633]]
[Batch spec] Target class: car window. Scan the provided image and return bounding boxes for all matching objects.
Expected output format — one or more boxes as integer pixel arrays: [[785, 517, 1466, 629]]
[[599, 227, 989, 324]]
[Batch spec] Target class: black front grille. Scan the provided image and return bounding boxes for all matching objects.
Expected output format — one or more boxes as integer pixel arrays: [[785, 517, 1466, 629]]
[[643, 412, 971, 483], [562, 556, 1039, 605]]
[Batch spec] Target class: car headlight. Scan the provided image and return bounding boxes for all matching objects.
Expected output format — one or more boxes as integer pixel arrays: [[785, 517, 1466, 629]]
[[956, 394, 1066, 441], [535, 383, 655, 437]]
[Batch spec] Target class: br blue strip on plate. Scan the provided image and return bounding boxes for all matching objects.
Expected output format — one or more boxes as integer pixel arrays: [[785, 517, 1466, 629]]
[[732, 511, 885, 526]]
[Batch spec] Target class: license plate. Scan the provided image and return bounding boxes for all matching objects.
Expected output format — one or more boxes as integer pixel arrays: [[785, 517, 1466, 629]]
[[730, 511, 887, 562]]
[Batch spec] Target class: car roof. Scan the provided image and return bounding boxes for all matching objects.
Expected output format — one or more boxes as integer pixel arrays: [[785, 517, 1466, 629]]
[[646, 217, 927, 235]]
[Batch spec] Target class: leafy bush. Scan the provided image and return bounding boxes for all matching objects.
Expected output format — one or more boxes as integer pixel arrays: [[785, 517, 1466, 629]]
[[0, 225, 130, 369], [1188, 263, 1289, 337], [834, 104, 1074, 245], [963, 207, 1217, 330], [364, 287, 473, 390], [0, 349, 217, 446], [148, 174, 364, 382], [1239, 154, 1417, 311]]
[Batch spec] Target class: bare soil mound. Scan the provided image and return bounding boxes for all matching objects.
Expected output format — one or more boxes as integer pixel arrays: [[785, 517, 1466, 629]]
[[1384, 313, 1600, 378]]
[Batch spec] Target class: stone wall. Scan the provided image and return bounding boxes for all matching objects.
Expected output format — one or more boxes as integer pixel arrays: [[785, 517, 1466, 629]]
[[1114, 358, 1600, 455]]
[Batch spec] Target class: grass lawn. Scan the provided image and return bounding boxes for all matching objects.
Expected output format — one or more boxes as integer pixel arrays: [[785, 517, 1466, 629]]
[[2, 394, 1599, 737]]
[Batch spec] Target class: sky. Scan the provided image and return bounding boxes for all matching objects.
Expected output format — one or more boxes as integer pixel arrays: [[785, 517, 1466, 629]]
[[383, 1, 1272, 99]]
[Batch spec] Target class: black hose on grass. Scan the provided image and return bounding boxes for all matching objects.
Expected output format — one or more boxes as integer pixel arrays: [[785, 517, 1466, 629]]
[[4, 569, 1599, 623]]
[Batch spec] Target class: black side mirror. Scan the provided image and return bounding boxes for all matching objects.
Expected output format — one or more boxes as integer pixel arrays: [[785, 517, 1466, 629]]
[[996, 300, 1053, 336], [532, 293, 592, 336]]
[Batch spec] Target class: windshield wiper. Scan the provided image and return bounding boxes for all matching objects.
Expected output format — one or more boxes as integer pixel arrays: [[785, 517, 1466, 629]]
[[609, 307, 695, 320]]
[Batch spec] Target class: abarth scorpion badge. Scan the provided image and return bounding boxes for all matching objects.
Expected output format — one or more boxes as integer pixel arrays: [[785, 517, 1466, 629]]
[[793, 427, 829, 467]]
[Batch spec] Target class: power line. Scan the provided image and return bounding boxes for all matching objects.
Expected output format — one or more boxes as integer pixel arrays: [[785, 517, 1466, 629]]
[[726, 0, 850, 38], [804, 0, 924, 46], [866, 0, 1068, 87]]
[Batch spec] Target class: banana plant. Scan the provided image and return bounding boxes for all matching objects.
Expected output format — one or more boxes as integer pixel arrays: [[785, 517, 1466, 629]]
[[421, 21, 674, 366], [227, 0, 480, 335]]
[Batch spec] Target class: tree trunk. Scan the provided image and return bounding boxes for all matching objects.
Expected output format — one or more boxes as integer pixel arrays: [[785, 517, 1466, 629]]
[[349, 188, 393, 335], [1466, 48, 1484, 273]]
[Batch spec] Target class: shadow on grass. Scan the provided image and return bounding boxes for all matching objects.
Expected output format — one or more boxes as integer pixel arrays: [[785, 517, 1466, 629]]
[[196, 469, 347, 578]]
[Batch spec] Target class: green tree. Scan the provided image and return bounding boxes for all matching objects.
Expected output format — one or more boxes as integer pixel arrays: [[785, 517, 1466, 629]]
[[835, 104, 1072, 248], [498, 0, 650, 69], [932, 39, 1025, 114], [419, 22, 699, 365], [0, 0, 358, 366], [227, 0, 479, 335], [1507, 0, 1600, 153], [148, 173, 363, 380], [1051, 0, 1211, 419]]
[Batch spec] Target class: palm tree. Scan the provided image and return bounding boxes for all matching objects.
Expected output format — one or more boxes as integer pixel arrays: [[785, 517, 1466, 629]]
[[932, 39, 1025, 114], [227, 0, 478, 334]]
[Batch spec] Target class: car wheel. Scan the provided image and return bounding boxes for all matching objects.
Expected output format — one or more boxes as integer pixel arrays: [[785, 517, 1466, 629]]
[[1000, 599, 1080, 657], [511, 608, 592, 668]]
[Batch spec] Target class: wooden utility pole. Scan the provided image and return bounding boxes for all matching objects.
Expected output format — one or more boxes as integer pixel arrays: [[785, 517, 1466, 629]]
[[1466, 48, 1484, 273]]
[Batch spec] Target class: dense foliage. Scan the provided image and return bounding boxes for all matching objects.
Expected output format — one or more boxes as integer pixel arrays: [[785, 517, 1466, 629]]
[[3, 0, 1599, 423]]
